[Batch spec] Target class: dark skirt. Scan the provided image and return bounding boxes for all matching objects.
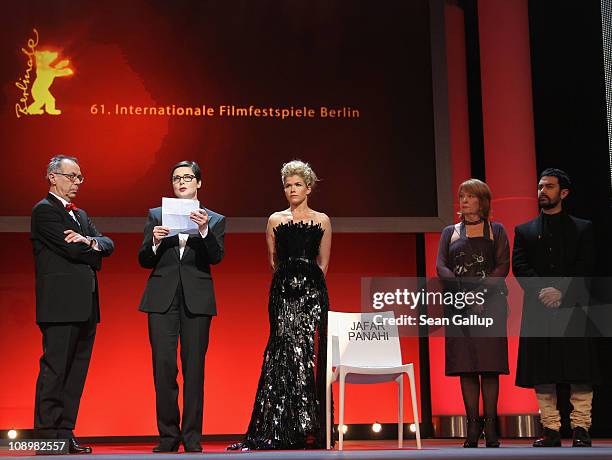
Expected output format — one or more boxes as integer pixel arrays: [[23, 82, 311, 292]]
[[445, 292, 509, 376]]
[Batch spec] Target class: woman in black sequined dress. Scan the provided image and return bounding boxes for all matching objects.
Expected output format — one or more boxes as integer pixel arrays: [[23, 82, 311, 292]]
[[228, 160, 332, 450]]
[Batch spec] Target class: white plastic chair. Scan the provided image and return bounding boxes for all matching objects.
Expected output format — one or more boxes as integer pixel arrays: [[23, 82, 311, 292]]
[[325, 311, 421, 450]]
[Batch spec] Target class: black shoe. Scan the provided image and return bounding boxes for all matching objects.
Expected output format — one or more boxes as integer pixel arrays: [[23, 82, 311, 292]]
[[463, 417, 482, 448], [483, 417, 500, 448], [572, 426, 592, 447], [226, 442, 250, 451], [533, 428, 561, 447], [152, 440, 180, 453], [68, 438, 92, 454], [183, 443, 203, 453]]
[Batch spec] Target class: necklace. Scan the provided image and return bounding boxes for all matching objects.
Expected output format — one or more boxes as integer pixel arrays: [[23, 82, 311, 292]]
[[464, 218, 483, 226]]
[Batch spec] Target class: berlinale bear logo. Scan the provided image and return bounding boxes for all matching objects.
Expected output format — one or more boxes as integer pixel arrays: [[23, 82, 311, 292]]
[[15, 29, 74, 118]]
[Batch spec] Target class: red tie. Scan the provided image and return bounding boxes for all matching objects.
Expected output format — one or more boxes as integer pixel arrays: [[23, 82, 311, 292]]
[[65, 203, 78, 212]]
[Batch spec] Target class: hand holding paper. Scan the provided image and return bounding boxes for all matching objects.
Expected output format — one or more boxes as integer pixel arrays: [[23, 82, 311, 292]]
[[190, 208, 209, 233], [152, 225, 170, 245], [162, 197, 201, 236]]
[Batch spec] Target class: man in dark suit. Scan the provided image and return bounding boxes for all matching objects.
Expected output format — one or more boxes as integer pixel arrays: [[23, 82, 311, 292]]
[[138, 160, 225, 453], [513, 168, 598, 448], [31, 155, 114, 454]]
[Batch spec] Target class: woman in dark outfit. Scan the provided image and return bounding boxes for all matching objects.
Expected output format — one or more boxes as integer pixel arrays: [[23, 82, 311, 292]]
[[436, 179, 510, 448], [228, 160, 332, 450]]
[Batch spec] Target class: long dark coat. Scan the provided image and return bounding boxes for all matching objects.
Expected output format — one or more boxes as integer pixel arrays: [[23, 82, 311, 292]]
[[513, 212, 600, 388]]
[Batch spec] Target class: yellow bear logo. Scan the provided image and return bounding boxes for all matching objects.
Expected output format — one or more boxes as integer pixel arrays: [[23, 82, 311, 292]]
[[27, 50, 73, 115]]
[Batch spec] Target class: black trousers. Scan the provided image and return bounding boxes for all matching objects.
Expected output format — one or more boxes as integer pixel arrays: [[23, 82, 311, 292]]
[[148, 284, 212, 447], [34, 304, 97, 439]]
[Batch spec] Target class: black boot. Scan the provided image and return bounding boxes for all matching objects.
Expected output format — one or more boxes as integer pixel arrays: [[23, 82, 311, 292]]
[[533, 427, 561, 447], [483, 417, 500, 448], [572, 426, 592, 447], [463, 417, 482, 448]]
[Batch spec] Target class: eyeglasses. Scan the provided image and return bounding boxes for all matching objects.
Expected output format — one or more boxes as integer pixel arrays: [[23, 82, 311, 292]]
[[171, 174, 197, 183], [54, 172, 85, 183]]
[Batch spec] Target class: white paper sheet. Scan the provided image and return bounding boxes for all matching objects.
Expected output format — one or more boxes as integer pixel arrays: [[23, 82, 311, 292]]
[[161, 197, 201, 236]]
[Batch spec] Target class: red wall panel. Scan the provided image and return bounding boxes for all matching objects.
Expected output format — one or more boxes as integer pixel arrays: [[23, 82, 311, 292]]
[[0, 231, 418, 436]]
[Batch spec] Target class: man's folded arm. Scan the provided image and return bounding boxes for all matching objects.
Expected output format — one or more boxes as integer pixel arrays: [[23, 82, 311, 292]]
[[85, 215, 114, 256], [33, 205, 102, 267]]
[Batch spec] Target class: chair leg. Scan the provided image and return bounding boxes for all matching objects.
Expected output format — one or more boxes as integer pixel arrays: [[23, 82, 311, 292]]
[[406, 365, 422, 449], [398, 375, 404, 449], [339, 371, 346, 451], [326, 379, 331, 449]]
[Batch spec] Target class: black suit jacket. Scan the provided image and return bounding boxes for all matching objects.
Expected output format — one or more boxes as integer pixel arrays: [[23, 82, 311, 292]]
[[31, 193, 114, 323], [138, 206, 225, 315]]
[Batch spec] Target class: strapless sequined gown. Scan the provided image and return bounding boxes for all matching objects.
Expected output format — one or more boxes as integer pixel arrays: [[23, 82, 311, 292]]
[[239, 221, 331, 450]]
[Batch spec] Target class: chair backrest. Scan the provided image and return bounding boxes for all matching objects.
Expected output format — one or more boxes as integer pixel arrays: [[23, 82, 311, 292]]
[[327, 311, 402, 368]]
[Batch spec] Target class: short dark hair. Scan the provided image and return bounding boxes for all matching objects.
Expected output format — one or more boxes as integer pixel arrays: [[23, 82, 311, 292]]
[[540, 168, 571, 190], [171, 160, 201, 181]]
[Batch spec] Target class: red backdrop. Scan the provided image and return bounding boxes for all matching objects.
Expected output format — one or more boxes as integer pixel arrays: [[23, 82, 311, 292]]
[[0, 232, 420, 435], [0, 0, 544, 437]]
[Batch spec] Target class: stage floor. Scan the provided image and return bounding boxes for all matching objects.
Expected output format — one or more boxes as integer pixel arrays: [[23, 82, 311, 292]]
[[4, 439, 612, 459]]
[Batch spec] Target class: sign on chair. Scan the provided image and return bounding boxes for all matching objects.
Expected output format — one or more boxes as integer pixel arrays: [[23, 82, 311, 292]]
[[335, 311, 402, 368]]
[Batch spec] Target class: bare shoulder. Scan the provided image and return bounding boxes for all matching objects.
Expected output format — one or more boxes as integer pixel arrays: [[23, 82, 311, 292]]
[[313, 211, 331, 228], [268, 211, 287, 228]]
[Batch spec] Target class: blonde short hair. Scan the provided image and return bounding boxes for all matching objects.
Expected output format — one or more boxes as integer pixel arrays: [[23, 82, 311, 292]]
[[280, 160, 318, 188], [458, 178, 491, 219]]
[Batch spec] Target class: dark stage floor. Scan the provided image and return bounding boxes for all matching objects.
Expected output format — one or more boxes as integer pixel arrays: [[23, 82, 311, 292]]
[[3, 439, 612, 460]]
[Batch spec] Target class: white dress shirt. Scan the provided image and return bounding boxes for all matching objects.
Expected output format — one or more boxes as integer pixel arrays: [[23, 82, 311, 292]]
[[153, 227, 208, 259]]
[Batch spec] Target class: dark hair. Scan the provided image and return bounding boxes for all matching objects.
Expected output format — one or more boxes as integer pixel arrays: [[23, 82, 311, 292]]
[[171, 160, 201, 181], [540, 168, 571, 190]]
